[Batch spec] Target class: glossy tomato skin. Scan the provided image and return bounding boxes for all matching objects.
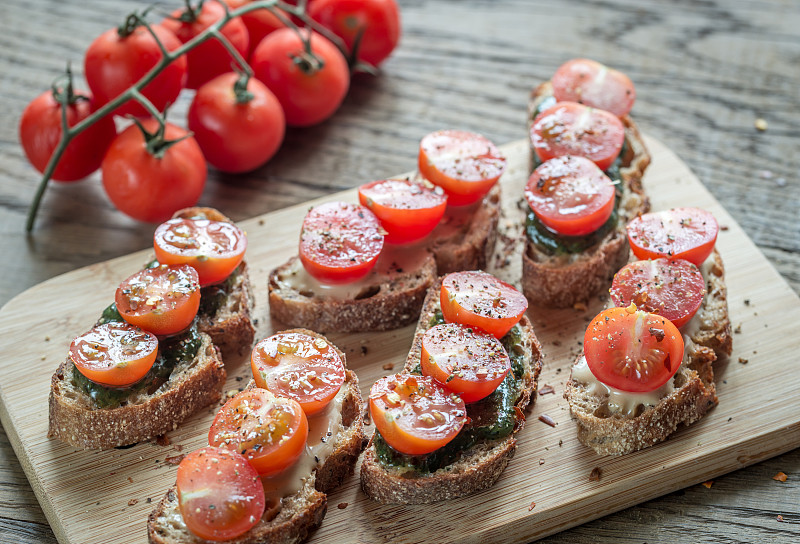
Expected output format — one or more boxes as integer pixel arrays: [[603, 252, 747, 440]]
[[84, 24, 187, 117], [115, 264, 200, 336], [531, 101, 625, 171], [421, 323, 510, 403], [610, 258, 705, 329], [209, 389, 308, 476], [162, 1, 249, 90], [101, 120, 207, 223], [177, 447, 265, 542], [308, 0, 401, 67], [225, 0, 286, 59], [298, 201, 384, 284], [251, 28, 349, 127], [551, 58, 636, 117], [369, 374, 466, 455], [626, 208, 719, 266], [251, 331, 346, 415], [19, 90, 117, 182], [584, 307, 684, 393], [154, 217, 247, 286], [70, 322, 158, 387], [357, 179, 447, 244], [440, 270, 528, 339], [524, 155, 616, 236], [188, 72, 285, 173]]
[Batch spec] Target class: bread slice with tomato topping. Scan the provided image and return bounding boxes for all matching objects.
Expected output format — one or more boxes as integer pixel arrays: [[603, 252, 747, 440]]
[[360, 276, 543, 504]]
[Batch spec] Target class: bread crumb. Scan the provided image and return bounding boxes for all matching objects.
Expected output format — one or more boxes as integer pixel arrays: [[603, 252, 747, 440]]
[[589, 467, 602, 481], [720, 225, 729, 231], [777, 515, 784, 522], [164, 454, 186, 466], [755, 118, 768, 131], [127, 499, 138, 506], [538, 414, 556, 427], [738, 357, 748, 365], [538, 458, 545, 466], [538, 384, 555, 395], [734, 323, 742, 334], [155, 434, 171, 447], [528, 500, 536, 511], [45, 336, 50, 342], [773, 472, 787, 482], [573, 302, 587, 312], [337, 502, 348, 509], [127, 477, 133, 484], [361, 346, 368, 356], [382, 363, 394, 370], [701, 480, 713, 488]]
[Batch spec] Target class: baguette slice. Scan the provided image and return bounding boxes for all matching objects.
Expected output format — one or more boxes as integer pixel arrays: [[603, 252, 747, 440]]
[[148, 329, 365, 544], [48, 331, 225, 450], [522, 82, 651, 308], [360, 277, 543, 504]]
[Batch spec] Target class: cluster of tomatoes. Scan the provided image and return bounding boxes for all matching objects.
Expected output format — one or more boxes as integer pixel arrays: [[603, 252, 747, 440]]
[[19, 0, 401, 223]]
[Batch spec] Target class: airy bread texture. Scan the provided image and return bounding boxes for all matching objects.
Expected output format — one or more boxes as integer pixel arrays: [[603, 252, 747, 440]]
[[522, 82, 651, 308], [360, 277, 543, 504]]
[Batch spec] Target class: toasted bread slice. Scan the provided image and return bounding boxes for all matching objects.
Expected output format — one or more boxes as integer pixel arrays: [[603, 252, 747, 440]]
[[360, 277, 543, 504], [148, 329, 364, 544], [522, 82, 651, 308], [48, 331, 225, 450], [685, 249, 733, 362]]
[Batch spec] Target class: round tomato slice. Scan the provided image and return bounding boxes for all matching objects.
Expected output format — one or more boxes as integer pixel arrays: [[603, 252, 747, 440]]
[[209, 389, 308, 476], [551, 58, 636, 118], [531, 101, 625, 171], [177, 446, 265, 542], [115, 264, 200, 336], [525, 155, 616, 236], [369, 374, 466, 455], [298, 201, 384, 284], [420, 323, 510, 403], [251, 332, 346, 416], [69, 322, 158, 387], [584, 307, 684, 393], [626, 208, 719, 267], [418, 130, 506, 207], [440, 270, 528, 339], [357, 179, 447, 244], [610, 258, 706, 329], [154, 218, 247, 286]]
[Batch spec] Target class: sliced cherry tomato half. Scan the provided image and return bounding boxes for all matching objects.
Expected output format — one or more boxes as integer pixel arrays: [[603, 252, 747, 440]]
[[531, 101, 625, 171], [610, 258, 706, 329], [525, 155, 616, 236], [357, 179, 447, 244], [251, 332, 346, 416], [418, 130, 506, 207], [69, 322, 158, 387], [421, 323, 510, 403], [115, 264, 200, 336], [154, 218, 247, 286], [209, 389, 308, 476], [626, 208, 719, 267], [369, 373, 466, 455], [584, 306, 684, 393], [298, 201, 384, 284], [551, 58, 636, 118], [177, 446, 265, 542], [440, 270, 528, 339]]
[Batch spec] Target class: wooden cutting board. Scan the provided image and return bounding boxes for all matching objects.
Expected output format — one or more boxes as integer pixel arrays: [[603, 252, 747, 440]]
[[1, 136, 798, 544]]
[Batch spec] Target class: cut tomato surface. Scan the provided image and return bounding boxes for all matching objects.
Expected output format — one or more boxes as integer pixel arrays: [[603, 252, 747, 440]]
[[551, 58, 636, 117], [358, 179, 447, 244], [626, 207, 719, 266], [69, 322, 158, 387]]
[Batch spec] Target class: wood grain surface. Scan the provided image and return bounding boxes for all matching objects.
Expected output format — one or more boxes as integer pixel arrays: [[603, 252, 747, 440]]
[[0, 0, 798, 543]]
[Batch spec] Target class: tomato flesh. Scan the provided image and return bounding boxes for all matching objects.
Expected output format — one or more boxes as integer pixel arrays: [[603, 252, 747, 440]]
[[209, 389, 308, 476], [610, 258, 706, 329], [531, 101, 625, 171], [69, 322, 158, 387], [421, 323, 510, 403], [440, 270, 528, 339], [358, 179, 447, 244], [525, 155, 616, 236], [177, 447, 265, 542], [418, 130, 506, 207], [551, 58, 636, 117], [251, 332, 346, 416], [298, 201, 384, 284], [369, 374, 466, 455], [584, 307, 684, 393], [626, 207, 719, 266]]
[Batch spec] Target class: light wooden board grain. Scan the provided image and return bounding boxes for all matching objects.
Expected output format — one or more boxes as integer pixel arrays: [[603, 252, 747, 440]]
[[0, 136, 798, 544]]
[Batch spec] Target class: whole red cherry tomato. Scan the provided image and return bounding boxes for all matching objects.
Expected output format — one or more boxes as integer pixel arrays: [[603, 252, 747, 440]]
[[162, 1, 249, 90], [251, 28, 349, 127], [225, 0, 287, 59], [84, 19, 187, 117], [188, 72, 285, 173], [101, 119, 207, 223], [626, 208, 719, 266], [19, 86, 116, 182], [308, 0, 401, 67]]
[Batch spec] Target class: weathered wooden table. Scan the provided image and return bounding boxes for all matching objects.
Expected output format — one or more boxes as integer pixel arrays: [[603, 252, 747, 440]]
[[1, 0, 797, 542]]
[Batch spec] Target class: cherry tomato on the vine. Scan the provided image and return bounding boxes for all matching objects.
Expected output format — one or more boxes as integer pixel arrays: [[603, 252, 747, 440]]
[[626, 207, 719, 266], [551, 58, 636, 118], [357, 179, 447, 244], [225, 0, 287, 59], [69, 322, 158, 387], [101, 119, 207, 223]]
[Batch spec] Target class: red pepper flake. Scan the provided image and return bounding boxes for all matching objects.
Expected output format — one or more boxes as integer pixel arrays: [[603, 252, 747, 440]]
[[127, 498, 139, 506], [589, 467, 602, 481], [528, 501, 536, 511], [773, 472, 788, 482], [701, 480, 713, 488], [539, 384, 555, 396], [164, 454, 187, 466], [514, 406, 526, 422], [337, 502, 348, 509], [538, 414, 556, 427], [777, 515, 784, 522]]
